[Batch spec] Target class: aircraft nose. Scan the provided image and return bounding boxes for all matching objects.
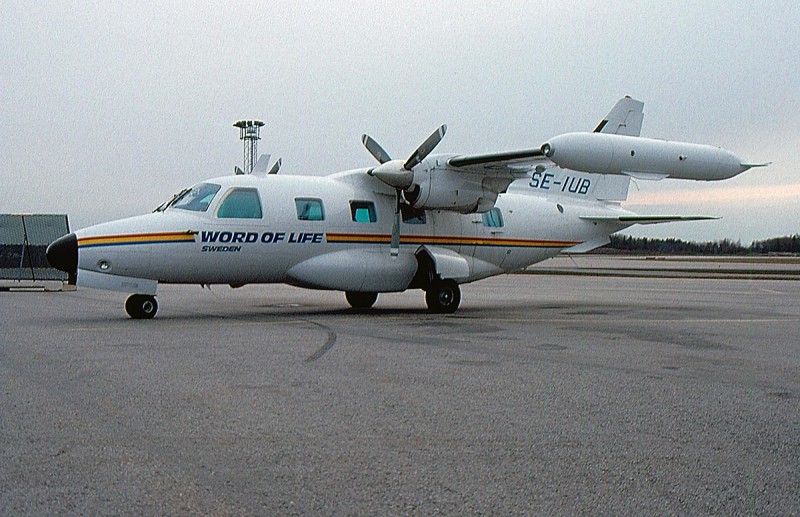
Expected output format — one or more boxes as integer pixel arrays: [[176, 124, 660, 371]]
[[46, 233, 78, 276]]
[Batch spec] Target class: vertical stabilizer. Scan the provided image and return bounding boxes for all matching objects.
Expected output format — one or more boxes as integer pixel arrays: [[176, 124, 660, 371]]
[[593, 96, 644, 137]]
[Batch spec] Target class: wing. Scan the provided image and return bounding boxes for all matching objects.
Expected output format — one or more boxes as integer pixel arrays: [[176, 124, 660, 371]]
[[446, 95, 646, 174], [446, 148, 547, 174], [440, 149, 549, 209], [444, 95, 645, 180]]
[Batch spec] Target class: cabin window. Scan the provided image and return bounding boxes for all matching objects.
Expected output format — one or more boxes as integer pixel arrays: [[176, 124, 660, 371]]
[[401, 204, 426, 224], [170, 183, 221, 212], [482, 207, 504, 228], [295, 198, 325, 221], [350, 201, 377, 223], [216, 188, 263, 219]]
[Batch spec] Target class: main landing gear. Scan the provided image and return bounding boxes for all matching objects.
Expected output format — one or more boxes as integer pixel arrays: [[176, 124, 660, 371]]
[[345, 291, 379, 309], [425, 279, 461, 314], [125, 294, 158, 319], [344, 280, 462, 313]]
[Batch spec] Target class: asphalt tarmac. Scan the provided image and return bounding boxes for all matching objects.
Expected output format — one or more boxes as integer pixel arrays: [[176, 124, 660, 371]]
[[1, 274, 798, 515]]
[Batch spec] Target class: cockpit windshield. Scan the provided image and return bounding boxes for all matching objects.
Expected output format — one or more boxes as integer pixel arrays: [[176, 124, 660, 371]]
[[159, 183, 222, 212]]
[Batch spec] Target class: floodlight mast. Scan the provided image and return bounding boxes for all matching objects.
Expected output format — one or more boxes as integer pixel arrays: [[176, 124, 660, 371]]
[[233, 120, 265, 174]]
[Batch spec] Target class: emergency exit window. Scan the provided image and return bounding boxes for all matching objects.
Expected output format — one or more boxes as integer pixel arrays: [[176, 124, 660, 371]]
[[350, 201, 377, 223]]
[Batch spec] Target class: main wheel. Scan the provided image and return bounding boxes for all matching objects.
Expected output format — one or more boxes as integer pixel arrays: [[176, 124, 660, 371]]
[[425, 279, 461, 313], [345, 291, 378, 310], [125, 294, 158, 319]]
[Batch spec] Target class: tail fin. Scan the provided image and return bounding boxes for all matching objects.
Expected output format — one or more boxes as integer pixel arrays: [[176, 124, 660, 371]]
[[593, 96, 644, 136]]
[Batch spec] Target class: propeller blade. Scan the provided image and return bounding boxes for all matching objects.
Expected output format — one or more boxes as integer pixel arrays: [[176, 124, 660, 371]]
[[404, 124, 447, 170], [362, 134, 392, 164], [390, 190, 401, 257], [252, 153, 271, 174], [267, 158, 282, 175]]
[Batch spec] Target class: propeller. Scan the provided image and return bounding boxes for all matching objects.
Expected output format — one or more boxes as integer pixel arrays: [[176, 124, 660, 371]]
[[252, 154, 272, 174], [267, 158, 282, 175], [362, 125, 447, 256]]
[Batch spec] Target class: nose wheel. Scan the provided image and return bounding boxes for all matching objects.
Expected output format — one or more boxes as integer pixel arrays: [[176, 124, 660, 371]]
[[125, 294, 158, 319]]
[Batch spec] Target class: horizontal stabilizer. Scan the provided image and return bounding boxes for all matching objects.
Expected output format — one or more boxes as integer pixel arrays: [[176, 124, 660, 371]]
[[562, 237, 611, 254], [580, 215, 719, 225]]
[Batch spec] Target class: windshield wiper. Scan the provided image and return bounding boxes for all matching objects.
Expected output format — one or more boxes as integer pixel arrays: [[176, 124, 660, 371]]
[[153, 188, 190, 212]]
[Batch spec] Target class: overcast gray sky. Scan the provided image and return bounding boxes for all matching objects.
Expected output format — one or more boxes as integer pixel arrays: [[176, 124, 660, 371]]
[[3, 1, 798, 243]]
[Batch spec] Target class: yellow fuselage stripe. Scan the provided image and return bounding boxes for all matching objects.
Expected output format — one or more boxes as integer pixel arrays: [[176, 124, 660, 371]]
[[325, 233, 578, 248], [78, 232, 195, 248]]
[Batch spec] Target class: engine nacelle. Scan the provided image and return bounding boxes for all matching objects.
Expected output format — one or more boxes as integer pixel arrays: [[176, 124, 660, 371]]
[[404, 167, 498, 213]]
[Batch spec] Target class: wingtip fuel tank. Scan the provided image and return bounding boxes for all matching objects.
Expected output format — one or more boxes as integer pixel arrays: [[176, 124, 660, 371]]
[[541, 132, 760, 181]]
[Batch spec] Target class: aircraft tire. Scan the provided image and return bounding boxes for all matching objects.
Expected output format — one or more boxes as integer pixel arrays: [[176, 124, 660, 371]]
[[345, 291, 378, 309], [425, 279, 460, 314], [125, 294, 158, 319]]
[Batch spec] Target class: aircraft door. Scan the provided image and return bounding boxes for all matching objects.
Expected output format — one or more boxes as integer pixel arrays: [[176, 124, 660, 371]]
[[472, 207, 510, 269], [429, 210, 465, 257]]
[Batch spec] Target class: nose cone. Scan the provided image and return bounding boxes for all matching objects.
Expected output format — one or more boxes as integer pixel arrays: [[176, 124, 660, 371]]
[[46, 233, 78, 276]]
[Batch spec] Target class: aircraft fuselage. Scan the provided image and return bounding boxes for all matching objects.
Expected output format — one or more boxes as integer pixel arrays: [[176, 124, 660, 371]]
[[65, 170, 621, 297]]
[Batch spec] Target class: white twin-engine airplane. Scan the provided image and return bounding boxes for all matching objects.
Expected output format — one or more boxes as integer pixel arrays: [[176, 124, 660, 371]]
[[47, 97, 767, 318]]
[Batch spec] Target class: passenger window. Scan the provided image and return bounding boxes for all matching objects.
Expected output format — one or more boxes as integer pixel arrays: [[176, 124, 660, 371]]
[[350, 201, 377, 223], [217, 188, 263, 219], [482, 207, 504, 228], [401, 204, 426, 224], [295, 198, 325, 221]]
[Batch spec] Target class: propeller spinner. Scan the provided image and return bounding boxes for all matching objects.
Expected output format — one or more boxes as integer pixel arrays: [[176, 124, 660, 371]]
[[362, 125, 447, 256]]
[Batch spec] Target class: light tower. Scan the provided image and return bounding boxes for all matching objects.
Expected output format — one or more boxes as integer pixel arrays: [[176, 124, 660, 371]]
[[233, 120, 265, 174]]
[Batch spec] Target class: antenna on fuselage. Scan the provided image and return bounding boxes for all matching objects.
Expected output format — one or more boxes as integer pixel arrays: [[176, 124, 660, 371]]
[[233, 120, 265, 174]]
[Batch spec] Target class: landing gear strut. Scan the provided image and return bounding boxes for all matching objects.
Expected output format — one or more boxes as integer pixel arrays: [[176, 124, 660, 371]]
[[345, 291, 378, 310], [125, 294, 158, 319], [425, 279, 461, 314]]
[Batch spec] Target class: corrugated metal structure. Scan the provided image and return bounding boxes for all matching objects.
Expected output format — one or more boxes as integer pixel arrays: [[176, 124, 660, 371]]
[[0, 214, 71, 286]]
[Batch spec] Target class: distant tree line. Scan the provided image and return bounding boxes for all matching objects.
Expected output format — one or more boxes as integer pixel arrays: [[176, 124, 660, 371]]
[[602, 234, 800, 255]]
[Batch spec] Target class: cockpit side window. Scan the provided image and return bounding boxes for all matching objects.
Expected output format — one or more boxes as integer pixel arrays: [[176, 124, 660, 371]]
[[170, 183, 221, 212], [217, 188, 263, 219]]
